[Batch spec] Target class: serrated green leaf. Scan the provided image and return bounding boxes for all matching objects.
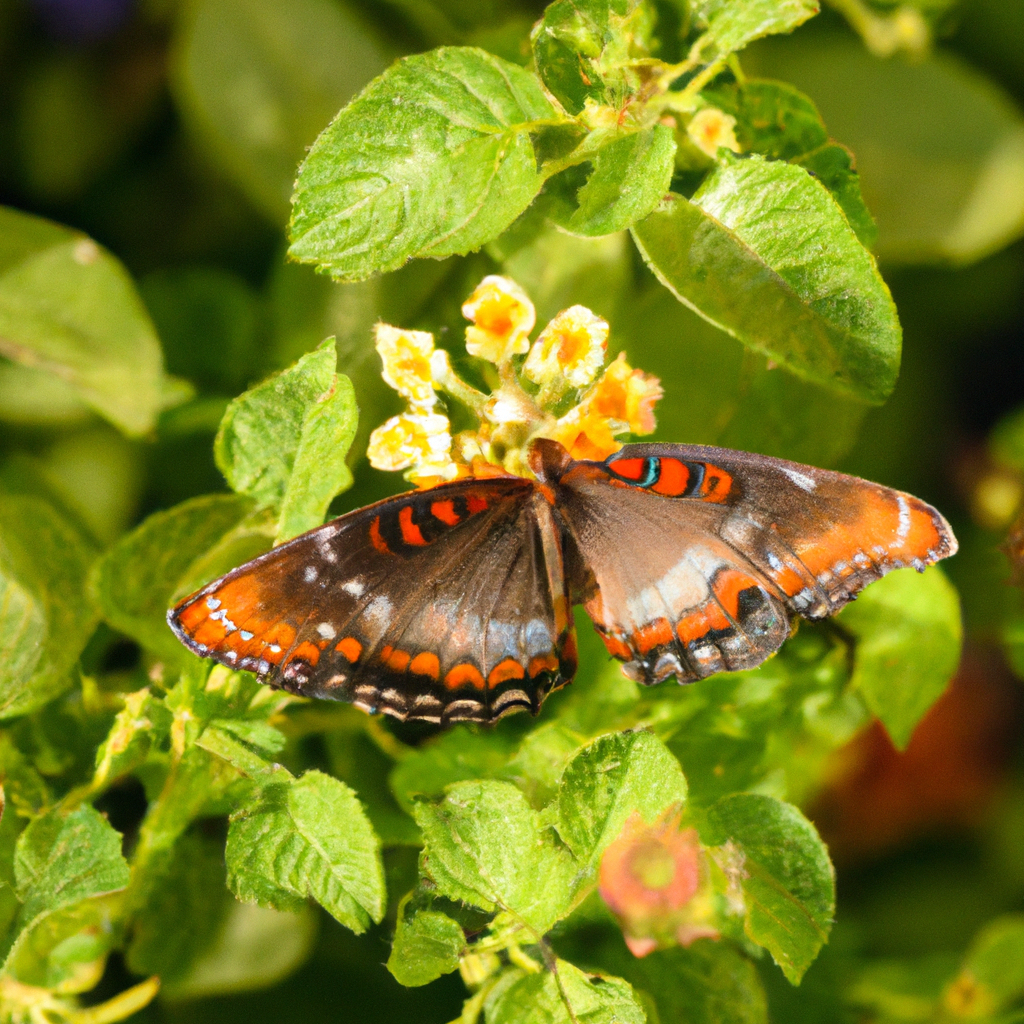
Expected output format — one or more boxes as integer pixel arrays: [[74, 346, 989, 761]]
[[632, 153, 901, 403], [90, 492, 256, 662], [276, 370, 357, 541], [14, 804, 129, 922], [173, 0, 387, 222], [549, 126, 676, 237], [0, 495, 99, 719], [839, 567, 962, 750], [700, 794, 834, 984], [214, 338, 354, 523], [703, 79, 876, 247], [556, 731, 687, 872], [289, 47, 557, 281], [754, 35, 1024, 264], [691, 0, 818, 58], [0, 206, 170, 436], [226, 769, 385, 932], [387, 900, 465, 987], [486, 959, 647, 1024], [126, 831, 229, 984], [414, 780, 577, 935]]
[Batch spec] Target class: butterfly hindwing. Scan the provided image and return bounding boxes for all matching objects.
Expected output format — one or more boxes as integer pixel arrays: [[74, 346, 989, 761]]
[[536, 439, 956, 686], [169, 476, 576, 723]]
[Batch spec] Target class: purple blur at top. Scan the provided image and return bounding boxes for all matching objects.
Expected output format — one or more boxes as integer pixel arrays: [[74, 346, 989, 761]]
[[29, 0, 135, 42]]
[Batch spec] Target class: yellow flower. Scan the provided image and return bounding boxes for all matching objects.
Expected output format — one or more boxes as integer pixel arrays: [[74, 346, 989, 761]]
[[462, 275, 535, 365], [524, 306, 609, 390], [687, 107, 740, 158], [367, 412, 454, 477], [374, 323, 437, 409]]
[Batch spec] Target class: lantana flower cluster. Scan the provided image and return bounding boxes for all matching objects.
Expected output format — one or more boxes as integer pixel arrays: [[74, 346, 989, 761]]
[[366, 275, 663, 485]]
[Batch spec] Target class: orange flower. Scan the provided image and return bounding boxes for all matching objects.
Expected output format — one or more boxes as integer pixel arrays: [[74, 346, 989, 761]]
[[599, 811, 718, 957], [462, 276, 535, 365], [585, 353, 662, 435]]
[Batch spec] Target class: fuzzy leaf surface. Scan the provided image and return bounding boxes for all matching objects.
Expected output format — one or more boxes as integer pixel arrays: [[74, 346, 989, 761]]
[[387, 906, 465, 987], [632, 153, 901, 403], [289, 48, 556, 280], [414, 780, 577, 935], [550, 126, 676, 237], [226, 769, 385, 932], [700, 793, 834, 983], [556, 730, 687, 872], [486, 960, 647, 1024]]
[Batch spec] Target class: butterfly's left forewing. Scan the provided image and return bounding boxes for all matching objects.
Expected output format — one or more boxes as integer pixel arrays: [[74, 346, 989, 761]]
[[169, 477, 576, 723]]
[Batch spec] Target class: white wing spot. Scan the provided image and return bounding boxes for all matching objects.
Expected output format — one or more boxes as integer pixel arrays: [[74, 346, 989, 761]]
[[343, 579, 365, 597], [780, 467, 817, 492], [240, 630, 254, 641], [894, 495, 911, 546], [317, 622, 337, 640], [269, 644, 281, 654], [303, 566, 318, 582], [206, 596, 221, 610]]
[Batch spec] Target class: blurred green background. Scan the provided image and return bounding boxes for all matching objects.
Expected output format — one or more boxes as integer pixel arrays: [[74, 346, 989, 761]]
[[2, 0, 1024, 1020]]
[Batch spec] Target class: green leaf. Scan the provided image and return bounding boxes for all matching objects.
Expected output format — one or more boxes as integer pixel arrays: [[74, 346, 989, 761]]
[[5, 805, 130, 982], [548, 127, 676, 236], [752, 35, 1024, 264], [0, 495, 99, 719], [632, 152, 901, 403], [289, 47, 557, 281], [954, 914, 1024, 1011], [215, 338, 355, 527], [276, 370, 357, 540], [486, 960, 647, 1024], [126, 831, 229, 984], [414, 780, 577, 935], [609, 942, 769, 1024], [530, 0, 628, 116], [3, 897, 119, 989], [691, 0, 818, 58], [700, 794, 834, 984], [703, 79, 876, 247], [172, 0, 387, 222], [556, 730, 687, 872], [387, 900, 465, 987], [163, 901, 317, 999], [226, 769, 386, 932], [90, 492, 257, 662], [839, 567, 962, 750], [389, 727, 521, 814], [0, 206, 171, 436], [92, 689, 174, 790]]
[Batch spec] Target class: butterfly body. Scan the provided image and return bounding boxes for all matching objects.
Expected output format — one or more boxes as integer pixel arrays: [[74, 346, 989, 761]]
[[169, 439, 956, 724]]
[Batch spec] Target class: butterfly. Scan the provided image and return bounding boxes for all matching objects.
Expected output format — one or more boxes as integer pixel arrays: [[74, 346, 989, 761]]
[[168, 438, 957, 725]]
